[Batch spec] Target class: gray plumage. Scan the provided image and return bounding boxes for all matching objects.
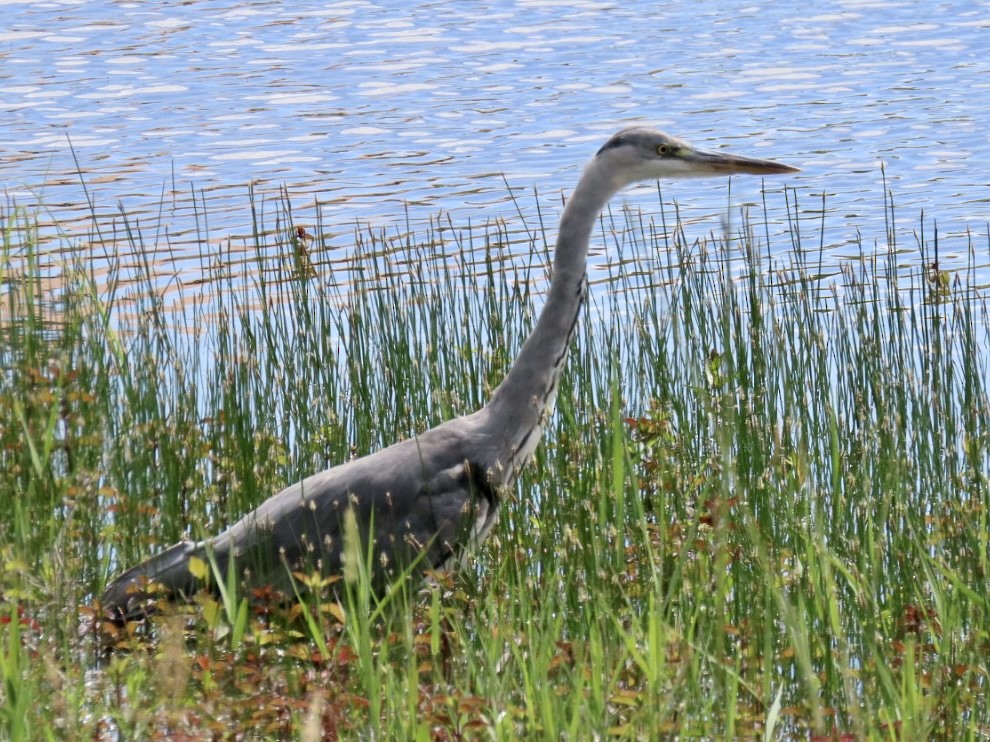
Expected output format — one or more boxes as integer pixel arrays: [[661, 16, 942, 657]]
[[102, 127, 797, 620]]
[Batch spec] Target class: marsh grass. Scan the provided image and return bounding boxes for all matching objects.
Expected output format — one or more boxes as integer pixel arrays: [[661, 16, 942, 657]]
[[0, 183, 988, 739]]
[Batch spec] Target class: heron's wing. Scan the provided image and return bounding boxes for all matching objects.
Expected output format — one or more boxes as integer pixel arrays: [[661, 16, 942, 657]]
[[210, 418, 501, 593]]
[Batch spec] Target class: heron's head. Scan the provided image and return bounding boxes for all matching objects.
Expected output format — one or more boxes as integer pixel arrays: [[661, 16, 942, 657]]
[[595, 126, 798, 187]]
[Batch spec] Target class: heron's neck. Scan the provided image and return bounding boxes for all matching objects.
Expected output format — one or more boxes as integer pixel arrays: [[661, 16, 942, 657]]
[[484, 160, 620, 475]]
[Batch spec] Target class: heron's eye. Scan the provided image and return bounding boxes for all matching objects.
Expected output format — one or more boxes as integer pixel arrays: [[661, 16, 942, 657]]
[[657, 143, 673, 156]]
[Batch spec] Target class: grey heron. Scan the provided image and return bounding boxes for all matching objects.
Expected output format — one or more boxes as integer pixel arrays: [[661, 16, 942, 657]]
[[102, 127, 797, 620]]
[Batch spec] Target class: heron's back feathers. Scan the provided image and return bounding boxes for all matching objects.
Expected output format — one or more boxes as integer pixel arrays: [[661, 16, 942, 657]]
[[101, 540, 206, 621], [102, 412, 503, 620]]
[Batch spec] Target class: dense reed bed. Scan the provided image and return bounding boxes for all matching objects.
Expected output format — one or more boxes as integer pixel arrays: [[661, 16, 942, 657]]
[[0, 186, 987, 739]]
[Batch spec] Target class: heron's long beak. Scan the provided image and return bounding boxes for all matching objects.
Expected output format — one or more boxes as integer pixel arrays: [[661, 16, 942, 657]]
[[686, 147, 800, 175]]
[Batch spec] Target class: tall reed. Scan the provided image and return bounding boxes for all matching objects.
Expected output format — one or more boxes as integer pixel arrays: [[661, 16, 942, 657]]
[[0, 184, 986, 738]]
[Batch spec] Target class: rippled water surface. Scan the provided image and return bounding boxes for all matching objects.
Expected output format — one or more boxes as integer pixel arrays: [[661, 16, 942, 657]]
[[3, 0, 990, 307]]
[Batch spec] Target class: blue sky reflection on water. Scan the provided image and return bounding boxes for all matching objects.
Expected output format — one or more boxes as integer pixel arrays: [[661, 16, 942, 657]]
[[2, 0, 990, 304]]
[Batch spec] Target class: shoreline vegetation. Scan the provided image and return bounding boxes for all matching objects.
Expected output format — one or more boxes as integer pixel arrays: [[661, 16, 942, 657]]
[[1, 185, 987, 738]]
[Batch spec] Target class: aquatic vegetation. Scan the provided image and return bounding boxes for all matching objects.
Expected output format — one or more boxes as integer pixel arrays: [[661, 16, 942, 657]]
[[0, 186, 987, 738]]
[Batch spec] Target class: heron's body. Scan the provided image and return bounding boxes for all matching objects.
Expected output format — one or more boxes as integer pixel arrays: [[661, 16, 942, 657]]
[[102, 127, 797, 620]]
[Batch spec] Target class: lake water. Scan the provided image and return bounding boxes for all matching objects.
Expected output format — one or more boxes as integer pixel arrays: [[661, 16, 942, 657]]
[[3, 0, 990, 310]]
